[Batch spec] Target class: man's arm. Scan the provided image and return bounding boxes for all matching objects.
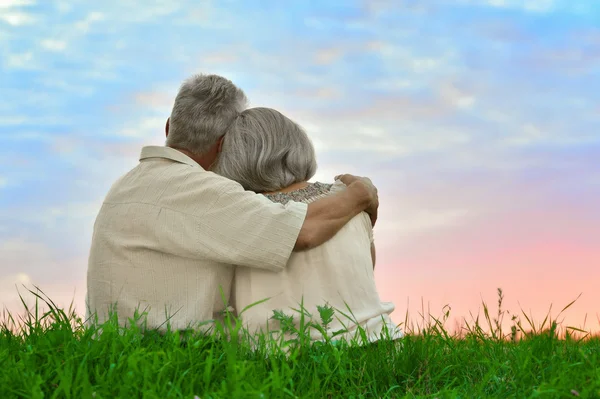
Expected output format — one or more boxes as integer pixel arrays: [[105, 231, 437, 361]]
[[154, 172, 377, 271], [294, 179, 376, 251]]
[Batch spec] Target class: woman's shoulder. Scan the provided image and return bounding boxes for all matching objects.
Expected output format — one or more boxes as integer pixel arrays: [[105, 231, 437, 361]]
[[312, 181, 335, 193], [263, 182, 335, 204]]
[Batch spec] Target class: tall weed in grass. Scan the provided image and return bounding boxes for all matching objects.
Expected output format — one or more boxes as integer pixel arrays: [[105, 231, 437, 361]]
[[1, 286, 600, 398]]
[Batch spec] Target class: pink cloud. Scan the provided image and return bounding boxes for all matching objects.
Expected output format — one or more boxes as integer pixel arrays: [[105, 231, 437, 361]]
[[0, 237, 88, 318], [374, 195, 600, 334]]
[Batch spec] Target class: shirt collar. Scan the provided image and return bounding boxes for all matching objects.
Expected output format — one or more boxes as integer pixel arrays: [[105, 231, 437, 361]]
[[139, 146, 202, 168]]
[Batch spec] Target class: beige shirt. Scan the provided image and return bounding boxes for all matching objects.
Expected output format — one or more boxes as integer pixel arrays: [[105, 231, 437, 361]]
[[233, 181, 403, 344], [86, 146, 307, 331]]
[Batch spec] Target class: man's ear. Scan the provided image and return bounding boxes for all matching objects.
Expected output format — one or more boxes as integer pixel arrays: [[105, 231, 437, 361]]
[[217, 136, 225, 153], [165, 118, 170, 137]]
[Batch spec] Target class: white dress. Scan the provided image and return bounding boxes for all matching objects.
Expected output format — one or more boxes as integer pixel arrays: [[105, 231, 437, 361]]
[[233, 181, 403, 344]]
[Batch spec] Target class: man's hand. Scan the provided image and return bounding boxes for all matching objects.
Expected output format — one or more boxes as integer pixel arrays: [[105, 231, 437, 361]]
[[335, 174, 379, 227], [295, 174, 379, 251]]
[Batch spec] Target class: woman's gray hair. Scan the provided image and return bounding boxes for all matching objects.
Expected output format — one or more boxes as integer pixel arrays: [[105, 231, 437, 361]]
[[166, 74, 247, 156], [213, 107, 317, 193]]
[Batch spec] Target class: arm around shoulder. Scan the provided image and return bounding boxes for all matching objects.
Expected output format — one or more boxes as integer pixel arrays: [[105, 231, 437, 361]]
[[156, 173, 308, 272], [295, 179, 376, 251]]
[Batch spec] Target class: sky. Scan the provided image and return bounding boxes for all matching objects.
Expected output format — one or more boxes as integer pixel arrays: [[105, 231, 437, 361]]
[[1, 0, 599, 335]]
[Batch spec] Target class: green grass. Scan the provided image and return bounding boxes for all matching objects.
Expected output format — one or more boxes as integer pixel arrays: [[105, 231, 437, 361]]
[[1, 288, 600, 398]]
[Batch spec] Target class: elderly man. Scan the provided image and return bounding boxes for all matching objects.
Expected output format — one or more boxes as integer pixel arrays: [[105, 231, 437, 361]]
[[86, 74, 379, 332]]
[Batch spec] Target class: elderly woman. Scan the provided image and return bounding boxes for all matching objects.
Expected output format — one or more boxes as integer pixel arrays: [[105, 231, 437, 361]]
[[212, 108, 402, 344]]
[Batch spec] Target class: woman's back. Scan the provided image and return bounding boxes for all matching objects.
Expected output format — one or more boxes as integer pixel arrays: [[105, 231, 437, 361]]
[[234, 181, 402, 344]]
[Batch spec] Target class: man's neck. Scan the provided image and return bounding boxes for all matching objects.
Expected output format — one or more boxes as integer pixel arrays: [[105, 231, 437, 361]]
[[170, 147, 212, 170]]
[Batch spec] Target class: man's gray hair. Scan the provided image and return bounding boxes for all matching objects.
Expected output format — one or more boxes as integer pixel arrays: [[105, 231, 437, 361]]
[[213, 107, 317, 193], [166, 74, 247, 155]]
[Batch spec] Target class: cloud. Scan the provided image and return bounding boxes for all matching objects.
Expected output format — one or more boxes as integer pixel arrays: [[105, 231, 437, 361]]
[[378, 208, 471, 237], [362, 0, 435, 16], [119, 116, 168, 138], [0, 273, 31, 309], [53, 1, 72, 13], [4, 51, 34, 69], [313, 47, 345, 65], [73, 11, 105, 33], [437, 81, 477, 109], [0, 272, 85, 318], [489, 0, 555, 12], [0, 0, 35, 7], [0, 236, 88, 304], [522, 46, 600, 76], [134, 91, 175, 109], [0, 10, 35, 25], [1, 237, 57, 272], [0, 0, 36, 25], [108, 1, 182, 23], [40, 39, 67, 51], [454, 0, 558, 13], [0, 273, 30, 287]]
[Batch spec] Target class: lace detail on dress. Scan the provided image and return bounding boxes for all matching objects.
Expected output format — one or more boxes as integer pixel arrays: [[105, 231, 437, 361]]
[[262, 182, 333, 205]]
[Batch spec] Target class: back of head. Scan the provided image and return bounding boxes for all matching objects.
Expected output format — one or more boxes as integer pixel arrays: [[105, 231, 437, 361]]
[[167, 74, 247, 155], [213, 107, 317, 193]]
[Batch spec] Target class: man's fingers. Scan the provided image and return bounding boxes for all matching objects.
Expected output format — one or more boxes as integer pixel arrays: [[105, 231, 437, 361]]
[[335, 174, 367, 186], [335, 174, 353, 185]]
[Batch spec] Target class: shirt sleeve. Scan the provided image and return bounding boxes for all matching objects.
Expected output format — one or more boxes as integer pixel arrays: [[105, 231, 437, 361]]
[[154, 171, 308, 272]]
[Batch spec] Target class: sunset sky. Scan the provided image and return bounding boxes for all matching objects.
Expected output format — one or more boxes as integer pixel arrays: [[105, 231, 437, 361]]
[[1, 0, 599, 334]]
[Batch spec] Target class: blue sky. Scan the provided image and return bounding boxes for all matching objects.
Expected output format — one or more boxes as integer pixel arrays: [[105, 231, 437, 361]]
[[1, 0, 599, 328]]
